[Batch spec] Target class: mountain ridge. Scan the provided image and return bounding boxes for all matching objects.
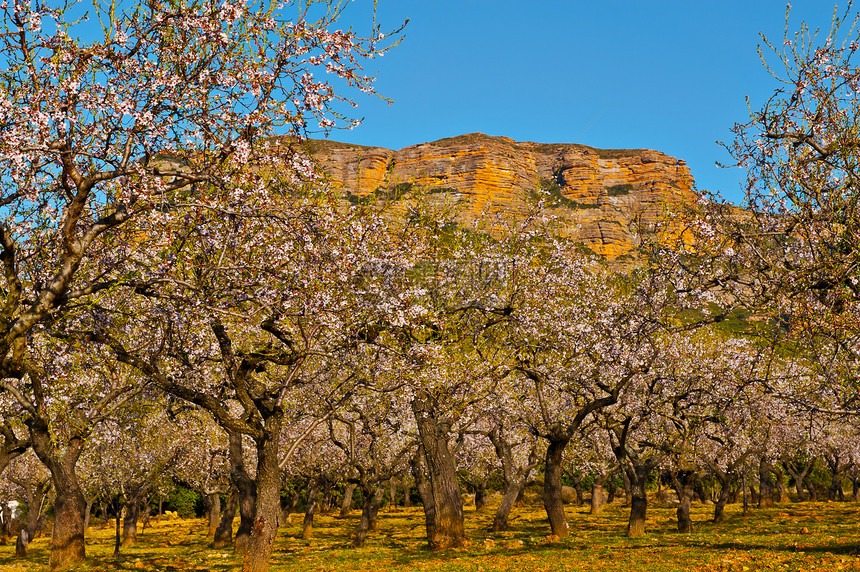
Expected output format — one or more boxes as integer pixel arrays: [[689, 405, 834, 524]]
[[310, 132, 696, 258]]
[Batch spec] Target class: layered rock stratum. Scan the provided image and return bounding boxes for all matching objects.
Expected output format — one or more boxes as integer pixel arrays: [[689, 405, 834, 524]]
[[309, 133, 695, 259]]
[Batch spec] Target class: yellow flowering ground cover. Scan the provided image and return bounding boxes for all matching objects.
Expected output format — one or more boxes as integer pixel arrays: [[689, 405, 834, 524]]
[[2, 501, 860, 571]]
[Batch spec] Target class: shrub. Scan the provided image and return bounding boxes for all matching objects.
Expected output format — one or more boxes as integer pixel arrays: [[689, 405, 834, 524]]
[[166, 486, 202, 519]]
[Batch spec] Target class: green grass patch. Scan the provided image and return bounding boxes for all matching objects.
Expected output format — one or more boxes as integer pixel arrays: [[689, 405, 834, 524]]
[[530, 179, 598, 210], [346, 183, 415, 205], [606, 184, 635, 197]]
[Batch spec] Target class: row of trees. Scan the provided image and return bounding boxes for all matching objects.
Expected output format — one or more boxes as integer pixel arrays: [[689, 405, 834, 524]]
[[0, 1, 859, 571], [4, 371, 858, 545]]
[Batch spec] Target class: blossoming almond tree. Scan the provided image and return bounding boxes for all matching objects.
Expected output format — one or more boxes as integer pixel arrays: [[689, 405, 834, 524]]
[[84, 190, 427, 571], [327, 386, 415, 548], [675, 3, 860, 415], [505, 251, 661, 538], [0, 0, 399, 567]]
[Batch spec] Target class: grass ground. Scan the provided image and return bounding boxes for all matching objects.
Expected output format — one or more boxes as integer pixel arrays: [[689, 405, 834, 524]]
[[2, 500, 860, 571]]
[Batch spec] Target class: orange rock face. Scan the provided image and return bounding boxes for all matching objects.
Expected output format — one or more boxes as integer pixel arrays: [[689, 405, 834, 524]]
[[310, 133, 695, 259]]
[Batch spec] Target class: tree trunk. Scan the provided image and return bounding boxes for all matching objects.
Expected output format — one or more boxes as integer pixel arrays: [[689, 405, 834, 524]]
[[2, 502, 12, 543], [829, 476, 845, 501], [121, 497, 140, 546], [785, 464, 806, 501], [411, 446, 438, 544], [15, 528, 29, 558], [213, 488, 238, 549], [728, 478, 739, 504], [543, 436, 570, 538], [340, 483, 357, 517], [13, 479, 46, 560], [626, 466, 649, 538], [320, 484, 333, 514], [515, 484, 526, 506], [411, 391, 466, 550], [16, 477, 50, 548], [402, 474, 411, 508], [804, 475, 818, 501], [713, 472, 733, 523], [351, 486, 375, 548], [622, 469, 632, 506], [695, 480, 708, 503], [228, 431, 257, 555], [388, 477, 398, 511], [607, 477, 617, 504], [368, 485, 385, 531], [29, 420, 87, 569], [141, 502, 151, 530], [795, 477, 806, 500], [351, 484, 384, 548], [773, 465, 789, 503], [49, 482, 87, 569], [241, 413, 285, 572], [277, 488, 299, 527], [758, 457, 775, 508], [573, 479, 584, 506], [492, 480, 524, 532], [207, 493, 221, 537], [83, 499, 93, 532], [672, 471, 696, 533], [302, 477, 321, 540], [590, 481, 606, 515], [474, 481, 487, 511], [113, 505, 122, 556]]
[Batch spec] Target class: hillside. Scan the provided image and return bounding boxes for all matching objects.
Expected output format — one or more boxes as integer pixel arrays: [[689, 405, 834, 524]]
[[309, 133, 696, 259]]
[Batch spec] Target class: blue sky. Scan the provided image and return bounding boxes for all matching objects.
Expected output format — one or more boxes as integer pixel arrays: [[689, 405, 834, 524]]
[[327, 0, 843, 204]]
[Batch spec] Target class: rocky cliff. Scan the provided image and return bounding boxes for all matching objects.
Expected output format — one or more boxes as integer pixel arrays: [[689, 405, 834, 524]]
[[309, 133, 695, 259]]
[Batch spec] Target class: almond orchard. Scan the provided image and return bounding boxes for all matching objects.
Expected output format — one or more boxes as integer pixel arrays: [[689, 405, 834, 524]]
[[0, 1, 860, 572]]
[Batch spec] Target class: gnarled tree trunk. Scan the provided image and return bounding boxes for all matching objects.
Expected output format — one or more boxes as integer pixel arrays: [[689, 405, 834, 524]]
[[121, 496, 141, 546], [626, 465, 650, 538], [302, 477, 321, 540], [758, 457, 775, 508], [213, 487, 238, 549], [389, 477, 398, 512], [590, 480, 606, 515], [368, 485, 385, 531], [240, 413, 285, 572], [773, 465, 789, 503], [607, 476, 617, 504], [543, 435, 570, 538], [11, 475, 50, 557], [351, 484, 385, 548], [83, 499, 93, 532], [340, 483, 357, 517], [402, 474, 412, 508], [713, 471, 733, 523], [206, 493, 221, 537], [228, 431, 257, 556], [672, 471, 696, 533], [278, 488, 299, 526], [411, 390, 466, 550], [411, 446, 438, 543], [492, 480, 525, 532], [622, 470, 632, 506], [29, 419, 87, 569]]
